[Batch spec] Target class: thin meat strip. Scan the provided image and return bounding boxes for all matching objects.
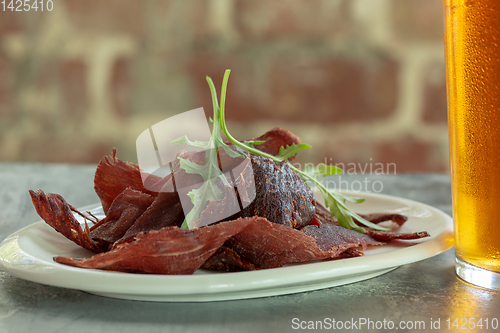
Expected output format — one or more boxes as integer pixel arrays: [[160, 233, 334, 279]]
[[223, 217, 362, 269], [29, 189, 107, 253], [55, 218, 256, 274]]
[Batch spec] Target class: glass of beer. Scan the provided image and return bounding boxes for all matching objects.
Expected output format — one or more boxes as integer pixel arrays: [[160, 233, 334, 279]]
[[444, 0, 500, 290]]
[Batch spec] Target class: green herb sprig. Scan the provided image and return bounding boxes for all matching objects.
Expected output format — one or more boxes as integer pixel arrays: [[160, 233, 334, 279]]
[[171, 78, 245, 229], [175, 69, 389, 233]]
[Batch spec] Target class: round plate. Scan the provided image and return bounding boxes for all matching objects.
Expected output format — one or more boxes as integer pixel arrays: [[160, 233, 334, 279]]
[[0, 191, 453, 302]]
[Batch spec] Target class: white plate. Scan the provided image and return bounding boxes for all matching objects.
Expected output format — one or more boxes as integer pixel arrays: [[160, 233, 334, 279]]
[[0, 191, 453, 302]]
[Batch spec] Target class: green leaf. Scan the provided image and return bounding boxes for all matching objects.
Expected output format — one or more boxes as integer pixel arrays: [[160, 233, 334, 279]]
[[214, 136, 246, 159], [171, 135, 210, 149], [319, 187, 364, 233], [183, 178, 224, 228], [324, 188, 389, 231], [275, 143, 311, 161], [333, 191, 365, 204], [177, 74, 243, 229], [303, 163, 343, 178]]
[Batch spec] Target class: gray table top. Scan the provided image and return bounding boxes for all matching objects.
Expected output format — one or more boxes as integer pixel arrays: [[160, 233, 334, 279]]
[[0, 163, 499, 333]]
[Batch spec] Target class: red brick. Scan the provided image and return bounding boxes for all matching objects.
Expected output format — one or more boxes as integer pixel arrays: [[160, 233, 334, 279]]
[[0, 88, 13, 118], [148, 1, 210, 40], [235, 0, 350, 40], [0, 51, 12, 85], [422, 61, 447, 123], [64, 0, 146, 36], [0, 11, 23, 36], [312, 139, 371, 173], [58, 59, 88, 120], [375, 138, 447, 173], [269, 55, 398, 123], [392, 0, 444, 41], [187, 52, 398, 124], [110, 57, 133, 118], [0, 51, 14, 117]]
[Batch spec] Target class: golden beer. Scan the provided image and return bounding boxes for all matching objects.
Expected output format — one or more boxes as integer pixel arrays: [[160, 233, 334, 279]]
[[444, 0, 500, 286]]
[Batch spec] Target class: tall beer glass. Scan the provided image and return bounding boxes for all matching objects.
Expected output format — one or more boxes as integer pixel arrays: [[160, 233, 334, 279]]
[[444, 0, 500, 290]]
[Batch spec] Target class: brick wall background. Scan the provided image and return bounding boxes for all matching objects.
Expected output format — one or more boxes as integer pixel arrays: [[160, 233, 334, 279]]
[[0, 0, 449, 173]]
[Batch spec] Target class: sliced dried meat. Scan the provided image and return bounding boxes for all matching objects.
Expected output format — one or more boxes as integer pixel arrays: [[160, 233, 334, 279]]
[[365, 230, 430, 242], [201, 246, 259, 272], [301, 222, 383, 251], [224, 217, 361, 269], [311, 201, 427, 242], [335, 248, 365, 259], [94, 149, 161, 214], [55, 218, 256, 274], [245, 127, 301, 160], [89, 188, 155, 247], [106, 150, 208, 243], [117, 187, 185, 244], [29, 189, 107, 253], [240, 155, 315, 229], [356, 213, 408, 227], [314, 201, 408, 227], [191, 182, 241, 229]]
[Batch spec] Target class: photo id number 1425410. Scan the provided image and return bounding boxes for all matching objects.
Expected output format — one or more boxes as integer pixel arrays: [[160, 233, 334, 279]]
[[2, 0, 53, 11]]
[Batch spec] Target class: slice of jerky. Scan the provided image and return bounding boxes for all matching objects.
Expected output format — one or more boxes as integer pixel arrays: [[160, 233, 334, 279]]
[[54, 218, 255, 274], [89, 188, 154, 247], [335, 248, 365, 259], [245, 127, 302, 161], [29, 190, 107, 253], [94, 149, 161, 214], [356, 213, 408, 227], [313, 201, 428, 241], [113, 150, 207, 243], [314, 201, 408, 227], [116, 188, 185, 244], [301, 221, 383, 251], [365, 230, 430, 242], [201, 246, 259, 272], [223, 217, 360, 269]]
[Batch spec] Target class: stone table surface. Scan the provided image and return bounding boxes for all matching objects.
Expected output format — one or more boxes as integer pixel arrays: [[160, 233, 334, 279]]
[[0, 163, 499, 333]]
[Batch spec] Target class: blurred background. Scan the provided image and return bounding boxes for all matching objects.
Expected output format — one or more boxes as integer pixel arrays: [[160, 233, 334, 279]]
[[0, 0, 448, 173]]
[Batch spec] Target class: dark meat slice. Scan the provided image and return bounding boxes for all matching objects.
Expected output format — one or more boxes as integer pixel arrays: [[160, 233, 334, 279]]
[[29, 190, 107, 253], [223, 217, 360, 269], [365, 230, 430, 242], [240, 155, 315, 229], [94, 149, 162, 214], [335, 248, 365, 259], [314, 201, 336, 224], [114, 149, 211, 243], [191, 182, 241, 229], [313, 201, 428, 241], [315, 201, 408, 226], [203, 220, 373, 272], [301, 222, 383, 251], [89, 188, 154, 247], [54, 218, 255, 274], [356, 213, 408, 227], [245, 127, 302, 160], [201, 246, 259, 272], [116, 187, 185, 244]]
